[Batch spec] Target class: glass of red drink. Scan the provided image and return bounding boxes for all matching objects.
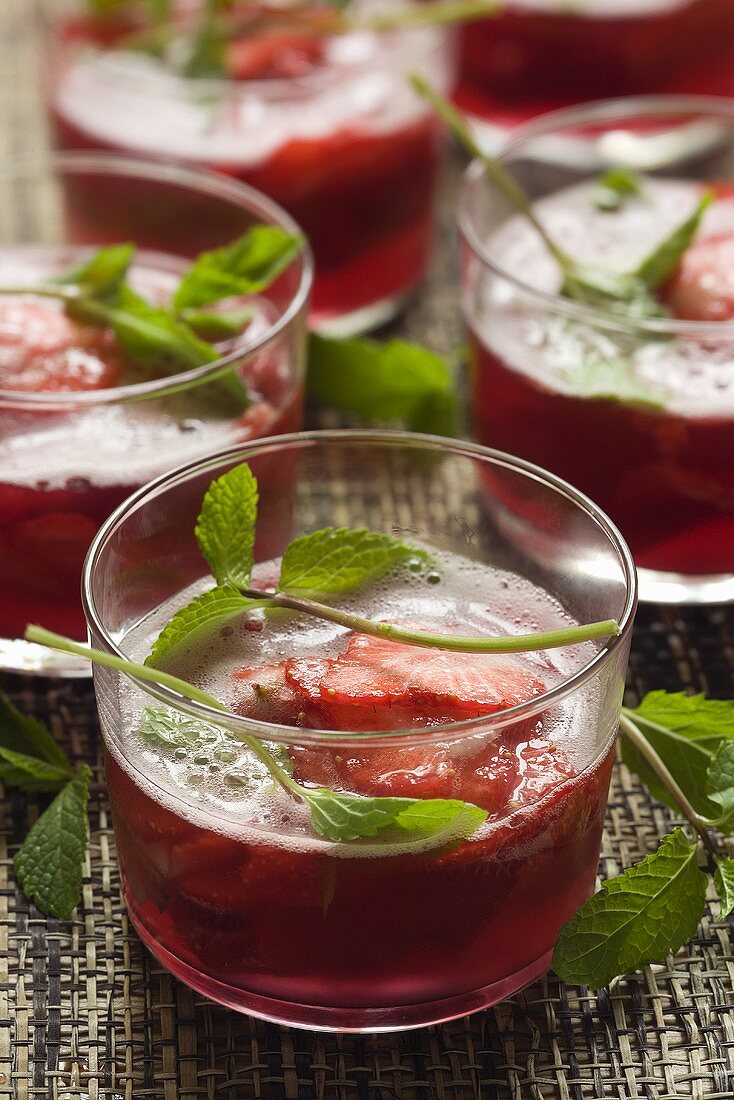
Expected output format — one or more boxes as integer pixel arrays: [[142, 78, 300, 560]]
[[456, 1, 734, 141], [42, 0, 455, 334], [83, 430, 635, 1031], [0, 152, 311, 675], [460, 97, 734, 605]]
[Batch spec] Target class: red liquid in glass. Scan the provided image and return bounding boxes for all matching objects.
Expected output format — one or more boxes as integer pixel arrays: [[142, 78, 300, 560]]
[[456, 0, 734, 129]]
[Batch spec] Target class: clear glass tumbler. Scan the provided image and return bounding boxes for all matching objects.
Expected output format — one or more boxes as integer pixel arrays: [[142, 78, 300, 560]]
[[84, 430, 636, 1031], [460, 96, 734, 605], [0, 152, 311, 675], [42, 0, 456, 334]]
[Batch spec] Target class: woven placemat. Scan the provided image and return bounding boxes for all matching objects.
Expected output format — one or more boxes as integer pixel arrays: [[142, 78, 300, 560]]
[[2, 4, 734, 1097]]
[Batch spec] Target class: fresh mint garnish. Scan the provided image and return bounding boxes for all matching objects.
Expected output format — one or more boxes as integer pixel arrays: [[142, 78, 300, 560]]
[[303, 787, 486, 843], [707, 742, 734, 826], [0, 228, 302, 412], [553, 828, 707, 988], [307, 334, 460, 435], [0, 691, 90, 919], [144, 462, 618, 664], [564, 355, 664, 409], [412, 76, 709, 323], [14, 765, 91, 921], [195, 463, 259, 587], [279, 527, 430, 597], [173, 227, 302, 311], [148, 584, 254, 667], [621, 692, 734, 819], [593, 168, 643, 212], [714, 857, 734, 919]]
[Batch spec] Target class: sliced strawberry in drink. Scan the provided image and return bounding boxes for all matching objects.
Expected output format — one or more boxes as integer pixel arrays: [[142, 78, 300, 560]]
[[665, 225, 734, 322], [317, 631, 546, 717], [0, 297, 122, 391], [234, 662, 314, 727], [227, 30, 325, 80]]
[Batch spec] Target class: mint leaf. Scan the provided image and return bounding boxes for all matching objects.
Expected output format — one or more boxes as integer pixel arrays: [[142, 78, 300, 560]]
[[138, 706, 233, 751], [593, 169, 643, 212], [714, 857, 734, 919], [279, 527, 429, 597], [707, 741, 734, 828], [173, 227, 302, 310], [146, 584, 253, 667], [195, 463, 258, 587], [565, 356, 664, 409], [621, 693, 734, 818], [307, 334, 459, 435], [0, 692, 70, 770], [180, 306, 253, 340], [0, 747, 72, 794], [634, 192, 712, 290], [55, 243, 134, 298], [553, 829, 707, 988], [303, 787, 487, 843], [14, 765, 91, 920]]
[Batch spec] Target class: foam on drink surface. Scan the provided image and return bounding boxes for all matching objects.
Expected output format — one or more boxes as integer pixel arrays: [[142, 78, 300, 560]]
[[0, 246, 288, 489], [105, 545, 609, 858], [468, 177, 734, 417]]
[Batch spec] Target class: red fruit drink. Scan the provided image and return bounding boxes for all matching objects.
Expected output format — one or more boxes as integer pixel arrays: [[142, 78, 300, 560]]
[[463, 172, 734, 592], [0, 247, 305, 647], [456, 0, 734, 132], [44, 2, 454, 332], [103, 549, 624, 1029]]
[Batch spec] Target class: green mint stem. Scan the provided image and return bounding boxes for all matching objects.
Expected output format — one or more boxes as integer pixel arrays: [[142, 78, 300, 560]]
[[24, 626, 305, 800], [620, 710, 719, 859], [243, 588, 620, 653], [409, 73, 573, 271], [0, 284, 80, 302]]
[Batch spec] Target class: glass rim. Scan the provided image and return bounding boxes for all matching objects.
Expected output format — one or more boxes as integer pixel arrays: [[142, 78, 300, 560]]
[[457, 93, 734, 338], [82, 428, 638, 750], [41, 0, 448, 100], [0, 150, 313, 409]]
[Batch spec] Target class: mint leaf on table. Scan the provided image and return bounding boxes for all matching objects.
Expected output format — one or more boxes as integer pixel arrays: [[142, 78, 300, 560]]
[[0, 692, 71, 771], [553, 829, 707, 988], [54, 242, 134, 298], [307, 334, 460, 435], [621, 693, 734, 819], [279, 527, 430, 597], [634, 192, 712, 290], [195, 463, 258, 587], [0, 747, 73, 794], [146, 584, 254, 667], [706, 741, 734, 827], [593, 168, 643, 212], [173, 227, 303, 311], [14, 765, 91, 921], [303, 787, 487, 843], [714, 858, 734, 919]]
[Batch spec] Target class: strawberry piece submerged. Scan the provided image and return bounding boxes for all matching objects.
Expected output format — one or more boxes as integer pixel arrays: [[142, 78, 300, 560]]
[[234, 630, 575, 815], [0, 297, 122, 392], [664, 189, 734, 322]]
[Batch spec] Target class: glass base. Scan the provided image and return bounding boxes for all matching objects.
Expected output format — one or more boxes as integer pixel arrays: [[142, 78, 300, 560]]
[[129, 910, 552, 1032], [0, 636, 90, 678], [310, 290, 412, 339], [637, 567, 734, 605]]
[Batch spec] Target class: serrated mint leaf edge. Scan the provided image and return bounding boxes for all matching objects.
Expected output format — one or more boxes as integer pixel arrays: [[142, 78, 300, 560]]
[[194, 463, 259, 588], [278, 527, 428, 596], [146, 584, 254, 667]]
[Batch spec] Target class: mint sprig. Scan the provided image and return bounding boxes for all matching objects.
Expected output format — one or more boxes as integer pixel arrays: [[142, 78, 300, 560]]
[[145, 462, 619, 667], [307, 334, 460, 435], [555, 694, 734, 988], [0, 692, 89, 918], [0, 228, 302, 409], [411, 76, 710, 320], [593, 169, 643, 213]]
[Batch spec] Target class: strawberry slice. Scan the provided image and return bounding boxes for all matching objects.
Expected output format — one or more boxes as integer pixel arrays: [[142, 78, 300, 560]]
[[315, 631, 546, 716], [227, 31, 325, 80], [0, 297, 122, 392], [234, 663, 314, 727], [664, 196, 734, 321]]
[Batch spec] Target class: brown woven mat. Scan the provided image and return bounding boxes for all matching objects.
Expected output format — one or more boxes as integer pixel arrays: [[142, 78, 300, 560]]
[[2, 4, 734, 1097]]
